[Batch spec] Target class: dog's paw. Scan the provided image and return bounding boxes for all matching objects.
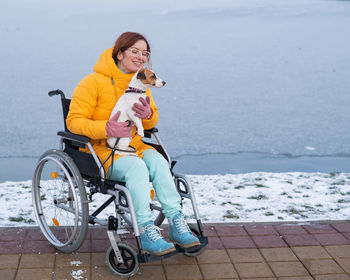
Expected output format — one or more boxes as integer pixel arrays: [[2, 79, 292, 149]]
[[137, 130, 144, 137]]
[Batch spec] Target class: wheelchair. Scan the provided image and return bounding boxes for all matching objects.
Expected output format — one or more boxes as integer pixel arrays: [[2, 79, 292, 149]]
[[32, 89, 208, 277]]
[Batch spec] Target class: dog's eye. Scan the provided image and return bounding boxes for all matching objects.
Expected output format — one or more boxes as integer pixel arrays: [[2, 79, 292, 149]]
[[152, 74, 157, 79]]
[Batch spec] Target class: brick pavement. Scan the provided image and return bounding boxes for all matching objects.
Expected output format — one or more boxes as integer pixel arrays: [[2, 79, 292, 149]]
[[0, 221, 350, 279]]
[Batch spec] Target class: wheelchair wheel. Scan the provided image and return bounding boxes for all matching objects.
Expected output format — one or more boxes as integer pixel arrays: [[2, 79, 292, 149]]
[[183, 224, 206, 257], [106, 242, 139, 277], [32, 149, 89, 253]]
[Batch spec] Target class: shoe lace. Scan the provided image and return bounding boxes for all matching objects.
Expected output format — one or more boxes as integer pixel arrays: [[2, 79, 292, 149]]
[[174, 214, 191, 234], [144, 224, 163, 242]]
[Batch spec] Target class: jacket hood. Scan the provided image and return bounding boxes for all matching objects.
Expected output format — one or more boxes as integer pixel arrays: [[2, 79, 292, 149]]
[[93, 48, 118, 78], [93, 48, 135, 82]]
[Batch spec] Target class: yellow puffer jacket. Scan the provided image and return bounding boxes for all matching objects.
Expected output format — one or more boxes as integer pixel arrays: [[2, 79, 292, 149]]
[[66, 48, 159, 174]]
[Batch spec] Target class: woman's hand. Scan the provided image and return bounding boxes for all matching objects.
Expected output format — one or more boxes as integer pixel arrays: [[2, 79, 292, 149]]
[[132, 96, 152, 119], [106, 111, 133, 138]]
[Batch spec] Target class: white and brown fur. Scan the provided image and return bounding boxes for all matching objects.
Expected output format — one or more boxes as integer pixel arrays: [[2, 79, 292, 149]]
[[107, 68, 165, 155]]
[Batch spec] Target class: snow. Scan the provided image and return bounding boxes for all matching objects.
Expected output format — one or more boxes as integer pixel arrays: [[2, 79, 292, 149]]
[[0, 0, 350, 226], [1, 172, 349, 227], [70, 269, 87, 280]]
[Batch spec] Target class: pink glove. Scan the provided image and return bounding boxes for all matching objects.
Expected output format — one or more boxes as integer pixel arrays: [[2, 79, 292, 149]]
[[106, 111, 133, 138], [132, 96, 152, 119]]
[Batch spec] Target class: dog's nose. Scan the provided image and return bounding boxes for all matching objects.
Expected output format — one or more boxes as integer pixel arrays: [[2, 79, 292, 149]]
[[162, 81, 166, 86]]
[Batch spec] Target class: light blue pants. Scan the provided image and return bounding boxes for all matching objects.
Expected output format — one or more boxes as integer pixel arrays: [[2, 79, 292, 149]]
[[107, 149, 182, 227]]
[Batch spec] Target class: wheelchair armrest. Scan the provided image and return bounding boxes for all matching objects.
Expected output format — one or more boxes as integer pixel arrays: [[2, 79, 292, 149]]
[[57, 131, 91, 147], [144, 127, 158, 138]]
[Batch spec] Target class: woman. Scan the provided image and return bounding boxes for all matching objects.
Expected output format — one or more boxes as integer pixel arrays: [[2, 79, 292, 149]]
[[66, 32, 199, 255]]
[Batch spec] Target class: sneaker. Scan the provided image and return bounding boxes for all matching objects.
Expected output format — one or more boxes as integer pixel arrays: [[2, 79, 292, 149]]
[[140, 222, 176, 255], [169, 213, 200, 248]]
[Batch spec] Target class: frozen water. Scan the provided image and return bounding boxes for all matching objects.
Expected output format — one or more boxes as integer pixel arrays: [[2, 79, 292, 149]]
[[1, 0, 350, 181]]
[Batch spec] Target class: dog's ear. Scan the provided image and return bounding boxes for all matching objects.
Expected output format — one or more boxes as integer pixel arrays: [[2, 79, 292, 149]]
[[137, 68, 146, 80]]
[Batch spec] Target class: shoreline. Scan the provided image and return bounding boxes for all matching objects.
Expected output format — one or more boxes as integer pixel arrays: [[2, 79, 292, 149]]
[[2, 152, 350, 183]]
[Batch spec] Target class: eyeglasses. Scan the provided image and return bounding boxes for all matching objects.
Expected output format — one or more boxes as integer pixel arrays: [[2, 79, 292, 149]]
[[126, 47, 150, 59]]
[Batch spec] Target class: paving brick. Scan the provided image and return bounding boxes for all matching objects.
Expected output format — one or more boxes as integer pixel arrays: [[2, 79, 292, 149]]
[[22, 240, 56, 254], [245, 225, 278, 236], [199, 263, 238, 279], [336, 258, 350, 274], [76, 239, 92, 253], [0, 254, 20, 269], [325, 245, 350, 258], [269, 261, 309, 277], [196, 249, 231, 264], [19, 253, 55, 269], [16, 268, 54, 280], [240, 278, 276, 280], [55, 266, 90, 280], [215, 225, 246, 236], [0, 240, 23, 254], [202, 225, 218, 237], [220, 236, 256, 249], [331, 223, 350, 233], [92, 265, 125, 279], [56, 252, 91, 268], [304, 224, 337, 234], [159, 226, 170, 238], [0, 269, 16, 280], [227, 248, 264, 263], [122, 238, 138, 249], [292, 246, 332, 260], [92, 238, 111, 253], [162, 253, 197, 265], [283, 234, 320, 246], [25, 227, 47, 241], [344, 233, 350, 241], [313, 233, 350, 246], [260, 247, 298, 262], [234, 262, 274, 278], [93, 252, 112, 267], [278, 277, 313, 280], [138, 257, 162, 266], [303, 259, 344, 275], [275, 224, 309, 235], [133, 264, 166, 280], [90, 226, 111, 240], [0, 227, 26, 241], [315, 274, 350, 280], [251, 235, 287, 248], [164, 264, 202, 280], [206, 236, 224, 249]]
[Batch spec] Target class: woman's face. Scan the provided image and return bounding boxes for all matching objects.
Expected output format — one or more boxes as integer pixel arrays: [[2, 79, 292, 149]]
[[117, 40, 149, 73]]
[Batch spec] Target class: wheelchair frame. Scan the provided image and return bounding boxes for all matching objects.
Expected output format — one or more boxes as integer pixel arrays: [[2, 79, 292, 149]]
[[32, 89, 208, 277]]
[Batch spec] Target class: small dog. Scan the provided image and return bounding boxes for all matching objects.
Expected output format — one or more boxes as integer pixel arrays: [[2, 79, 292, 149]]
[[107, 67, 166, 155]]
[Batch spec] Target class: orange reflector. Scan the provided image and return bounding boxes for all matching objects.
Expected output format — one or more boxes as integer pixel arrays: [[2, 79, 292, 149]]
[[51, 172, 58, 179], [52, 218, 59, 227], [150, 188, 155, 200]]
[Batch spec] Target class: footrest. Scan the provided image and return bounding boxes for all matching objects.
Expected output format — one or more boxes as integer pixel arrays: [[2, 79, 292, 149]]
[[182, 236, 208, 254], [137, 236, 208, 263], [138, 250, 178, 263]]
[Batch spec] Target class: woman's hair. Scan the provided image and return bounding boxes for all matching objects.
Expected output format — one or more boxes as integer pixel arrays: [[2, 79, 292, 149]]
[[112, 32, 151, 66]]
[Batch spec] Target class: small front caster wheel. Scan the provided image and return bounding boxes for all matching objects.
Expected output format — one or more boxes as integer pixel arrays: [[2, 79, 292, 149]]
[[106, 242, 139, 277]]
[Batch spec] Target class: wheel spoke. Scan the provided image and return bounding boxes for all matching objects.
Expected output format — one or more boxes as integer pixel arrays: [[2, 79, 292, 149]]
[[32, 150, 88, 253]]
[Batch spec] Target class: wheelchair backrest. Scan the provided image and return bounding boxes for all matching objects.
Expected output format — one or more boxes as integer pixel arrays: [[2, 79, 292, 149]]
[[61, 98, 71, 132]]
